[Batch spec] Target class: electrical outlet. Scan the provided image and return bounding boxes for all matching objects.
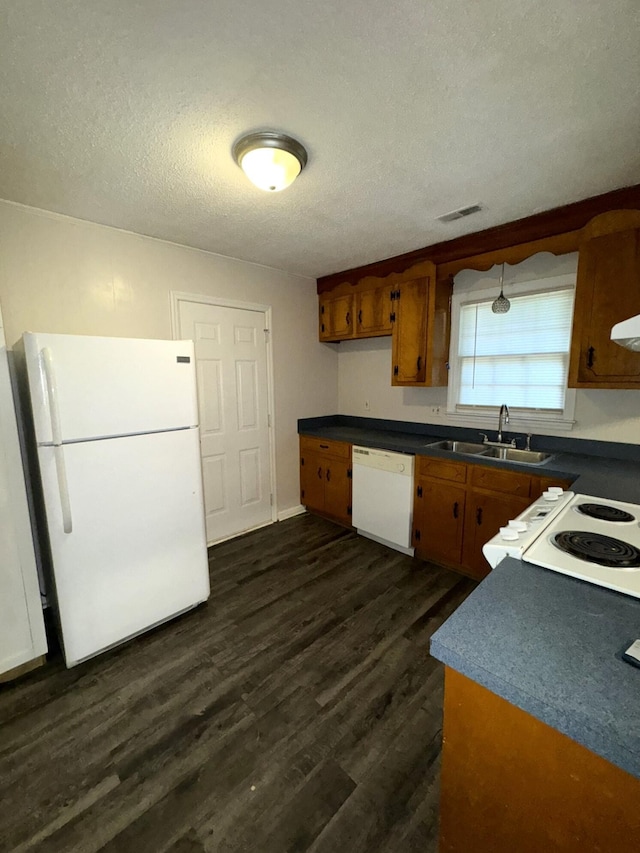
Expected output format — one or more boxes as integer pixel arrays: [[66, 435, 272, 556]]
[[364, 400, 370, 411], [430, 405, 441, 415]]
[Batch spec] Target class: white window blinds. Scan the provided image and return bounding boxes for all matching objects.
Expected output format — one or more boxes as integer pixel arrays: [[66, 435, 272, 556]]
[[457, 289, 574, 411]]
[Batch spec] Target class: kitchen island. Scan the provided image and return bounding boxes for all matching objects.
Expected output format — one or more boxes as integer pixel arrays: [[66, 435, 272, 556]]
[[430, 560, 640, 852]]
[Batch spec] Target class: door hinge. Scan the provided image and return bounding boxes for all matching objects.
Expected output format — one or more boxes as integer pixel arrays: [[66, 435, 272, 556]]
[[347, 505, 352, 516], [347, 467, 352, 479], [301, 489, 305, 499], [395, 289, 401, 300], [393, 365, 399, 376], [390, 311, 396, 323], [321, 304, 325, 314], [301, 456, 304, 466], [417, 485, 423, 498], [264, 328, 270, 342], [414, 529, 421, 541]]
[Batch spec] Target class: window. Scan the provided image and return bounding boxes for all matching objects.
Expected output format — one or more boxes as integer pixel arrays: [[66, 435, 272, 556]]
[[447, 273, 576, 428]]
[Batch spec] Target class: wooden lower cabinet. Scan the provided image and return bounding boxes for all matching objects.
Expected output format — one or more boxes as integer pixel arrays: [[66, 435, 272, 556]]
[[413, 456, 467, 568], [413, 455, 573, 579], [439, 668, 640, 853], [461, 489, 530, 578], [299, 436, 352, 526], [413, 479, 466, 567]]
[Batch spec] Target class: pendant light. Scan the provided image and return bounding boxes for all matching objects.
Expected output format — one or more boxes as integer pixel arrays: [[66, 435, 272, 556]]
[[491, 263, 511, 314], [233, 131, 308, 192]]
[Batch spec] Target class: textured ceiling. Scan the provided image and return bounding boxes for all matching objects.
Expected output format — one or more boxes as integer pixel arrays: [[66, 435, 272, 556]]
[[1, 0, 639, 277]]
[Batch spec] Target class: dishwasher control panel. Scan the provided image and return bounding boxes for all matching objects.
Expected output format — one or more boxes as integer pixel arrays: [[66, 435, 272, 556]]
[[352, 446, 414, 476]]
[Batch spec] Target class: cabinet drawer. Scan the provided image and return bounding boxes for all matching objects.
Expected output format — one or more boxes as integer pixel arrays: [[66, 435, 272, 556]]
[[470, 464, 531, 497], [418, 455, 467, 484], [300, 435, 351, 460], [531, 475, 574, 499]]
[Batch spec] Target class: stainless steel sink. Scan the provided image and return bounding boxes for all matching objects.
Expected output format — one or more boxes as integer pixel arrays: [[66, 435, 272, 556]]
[[425, 440, 488, 455], [480, 447, 554, 465]]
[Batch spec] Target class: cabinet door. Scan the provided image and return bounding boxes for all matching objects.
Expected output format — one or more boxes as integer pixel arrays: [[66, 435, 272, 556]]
[[355, 286, 393, 337], [569, 215, 640, 388], [324, 457, 352, 524], [300, 451, 325, 512], [414, 479, 466, 567], [462, 491, 530, 579], [319, 293, 354, 341], [391, 277, 428, 385]]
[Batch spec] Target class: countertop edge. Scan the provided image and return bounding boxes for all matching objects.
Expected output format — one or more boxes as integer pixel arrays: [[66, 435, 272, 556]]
[[430, 637, 640, 780]]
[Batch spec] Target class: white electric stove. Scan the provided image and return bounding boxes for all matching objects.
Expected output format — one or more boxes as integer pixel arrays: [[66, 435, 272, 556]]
[[483, 490, 640, 600]]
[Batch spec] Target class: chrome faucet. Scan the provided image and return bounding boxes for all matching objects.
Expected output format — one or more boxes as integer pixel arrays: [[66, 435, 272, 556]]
[[497, 403, 509, 443]]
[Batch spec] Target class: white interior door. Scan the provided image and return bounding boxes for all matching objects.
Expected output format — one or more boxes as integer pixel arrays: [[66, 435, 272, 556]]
[[176, 299, 274, 544]]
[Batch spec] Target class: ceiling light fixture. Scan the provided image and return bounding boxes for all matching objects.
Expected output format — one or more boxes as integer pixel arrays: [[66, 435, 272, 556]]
[[232, 131, 308, 192]]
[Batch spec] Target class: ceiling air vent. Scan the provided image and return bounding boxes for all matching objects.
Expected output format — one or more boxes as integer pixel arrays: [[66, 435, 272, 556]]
[[436, 203, 483, 223]]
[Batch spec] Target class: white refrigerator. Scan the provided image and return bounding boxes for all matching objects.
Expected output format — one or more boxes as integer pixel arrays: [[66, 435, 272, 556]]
[[18, 332, 210, 668]]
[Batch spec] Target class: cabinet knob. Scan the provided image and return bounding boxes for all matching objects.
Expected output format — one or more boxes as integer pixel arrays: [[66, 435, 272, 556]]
[[476, 506, 483, 525], [317, 467, 322, 479], [453, 501, 459, 519], [586, 346, 595, 369], [326, 468, 331, 482]]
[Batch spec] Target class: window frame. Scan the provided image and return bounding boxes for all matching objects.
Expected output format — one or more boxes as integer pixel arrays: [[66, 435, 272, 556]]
[[446, 272, 577, 431]]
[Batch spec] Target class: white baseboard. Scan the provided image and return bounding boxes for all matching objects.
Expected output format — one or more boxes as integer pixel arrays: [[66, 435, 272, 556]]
[[277, 504, 306, 521]]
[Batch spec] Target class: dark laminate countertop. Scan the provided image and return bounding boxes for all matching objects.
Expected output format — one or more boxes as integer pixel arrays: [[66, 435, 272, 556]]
[[298, 415, 640, 778], [298, 415, 640, 502], [430, 559, 640, 779]]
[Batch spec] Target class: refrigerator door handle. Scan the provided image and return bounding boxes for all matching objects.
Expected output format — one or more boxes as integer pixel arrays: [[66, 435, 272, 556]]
[[41, 348, 73, 534]]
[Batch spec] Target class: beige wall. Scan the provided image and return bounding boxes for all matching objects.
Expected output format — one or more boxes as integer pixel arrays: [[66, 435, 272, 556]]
[[338, 253, 640, 445], [0, 201, 339, 514]]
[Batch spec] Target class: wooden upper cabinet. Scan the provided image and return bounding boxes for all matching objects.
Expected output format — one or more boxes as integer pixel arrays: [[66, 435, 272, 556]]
[[391, 277, 429, 384], [319, 292, 354, 341], [355, 285, 393, 337], [569, 210, 640, 388], [390, 266, 451, 387]]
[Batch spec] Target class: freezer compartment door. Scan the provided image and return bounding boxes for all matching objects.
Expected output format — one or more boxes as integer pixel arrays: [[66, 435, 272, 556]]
[[23, 333, 198, 443], [38, 428, 209, 666]]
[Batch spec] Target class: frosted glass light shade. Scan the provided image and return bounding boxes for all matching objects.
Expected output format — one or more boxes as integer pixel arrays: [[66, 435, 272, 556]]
[[233, 131, 307, 192]]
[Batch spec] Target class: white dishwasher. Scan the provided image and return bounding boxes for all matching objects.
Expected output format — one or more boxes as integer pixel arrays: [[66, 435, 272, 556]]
[[352, 446, 415, 555]]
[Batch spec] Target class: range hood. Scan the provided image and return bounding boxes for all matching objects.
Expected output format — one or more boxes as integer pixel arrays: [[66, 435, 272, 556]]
[[611, 315, 640, 352]]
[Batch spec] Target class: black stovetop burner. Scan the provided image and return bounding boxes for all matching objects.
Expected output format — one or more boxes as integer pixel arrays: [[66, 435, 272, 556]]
[[576, 503, 636, 523], [553, 531, 640, 569]]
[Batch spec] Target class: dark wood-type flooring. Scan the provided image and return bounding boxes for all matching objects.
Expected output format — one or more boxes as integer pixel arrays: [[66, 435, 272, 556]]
[[0, 514, 475, 853]]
